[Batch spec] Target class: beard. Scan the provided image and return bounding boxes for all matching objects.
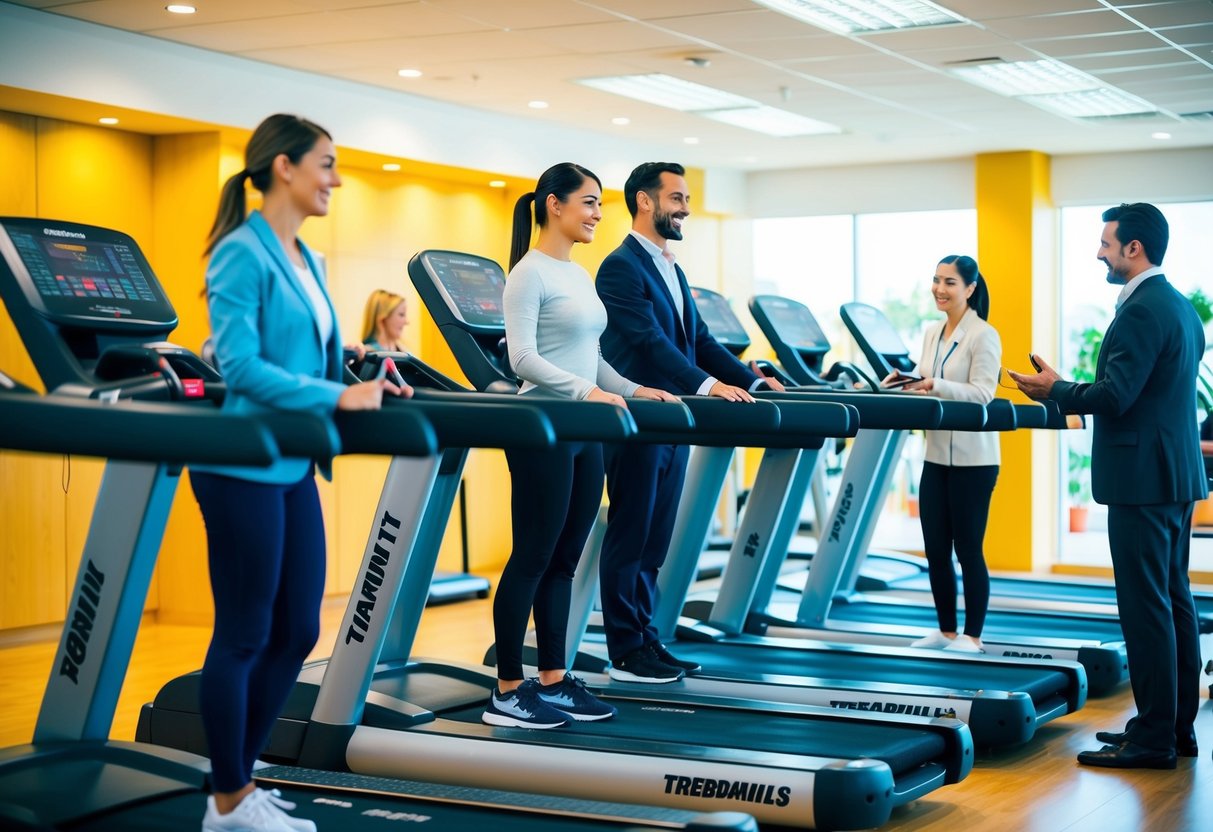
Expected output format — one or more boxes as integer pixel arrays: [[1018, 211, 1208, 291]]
[[654, 208, 685, 241], [1101, 256, 1129, 285]]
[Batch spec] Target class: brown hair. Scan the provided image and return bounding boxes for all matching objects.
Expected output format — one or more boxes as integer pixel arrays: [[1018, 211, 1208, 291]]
[[204, 114, 332, 255]]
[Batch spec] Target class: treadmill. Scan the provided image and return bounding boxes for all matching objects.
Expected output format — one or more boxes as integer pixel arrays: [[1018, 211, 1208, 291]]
[[734, 295, 1209, 692], [0, 218, 760, 832], [557, 289, 1091, 747], [142, 248, 975, 830], [784, 300, 1213, 617]]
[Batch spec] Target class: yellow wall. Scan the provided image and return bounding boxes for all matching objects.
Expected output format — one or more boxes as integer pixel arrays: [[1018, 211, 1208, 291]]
[[977, 151, 1054, 572], [0, 108, 552, 631]]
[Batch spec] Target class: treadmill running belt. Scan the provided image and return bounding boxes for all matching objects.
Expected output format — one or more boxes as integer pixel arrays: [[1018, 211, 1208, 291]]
[[665, 642, 1071, 702], [823, 598, 1130, 640], [438, 698, 947, 775]]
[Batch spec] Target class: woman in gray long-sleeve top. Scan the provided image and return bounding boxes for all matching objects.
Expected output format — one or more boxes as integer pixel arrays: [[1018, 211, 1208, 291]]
[[482, 162, 677, 730]]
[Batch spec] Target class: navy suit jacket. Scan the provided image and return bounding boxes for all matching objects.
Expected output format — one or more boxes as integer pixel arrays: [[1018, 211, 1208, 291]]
[[596, 234, 757, 395], [1050, 274, 1208, 506]]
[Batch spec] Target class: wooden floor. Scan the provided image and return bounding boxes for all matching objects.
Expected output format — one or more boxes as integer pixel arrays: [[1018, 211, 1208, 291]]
[[2, 588, 1211, 832]]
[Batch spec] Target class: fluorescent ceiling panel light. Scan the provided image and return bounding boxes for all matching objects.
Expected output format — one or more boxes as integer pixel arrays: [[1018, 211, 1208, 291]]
[[578, 74, 758, 112], [1023, 88, 1158, 118], [949, 59, 1105, 96], [751, 0, 966, 34], [702, 105, 841, 136]]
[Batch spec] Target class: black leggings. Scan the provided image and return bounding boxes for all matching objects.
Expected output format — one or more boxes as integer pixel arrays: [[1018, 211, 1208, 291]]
[[918, 461, 998, 637], [495, 441, 604, 681], [190, 471, 326, 794]]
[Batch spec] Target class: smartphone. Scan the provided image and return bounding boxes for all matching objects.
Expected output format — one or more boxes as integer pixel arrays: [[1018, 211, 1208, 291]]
[[1028, 353, 1042, 372], [885, 373, 923, 389]]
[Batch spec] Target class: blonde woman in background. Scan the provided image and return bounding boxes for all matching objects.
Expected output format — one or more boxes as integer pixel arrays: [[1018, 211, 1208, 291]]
[[361, 288, 408, 351]]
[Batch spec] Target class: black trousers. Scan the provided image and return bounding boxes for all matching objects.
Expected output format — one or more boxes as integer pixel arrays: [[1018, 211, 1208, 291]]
[[495, 441, 604, 681], [918, 461, 999, 637], [1108, 502, 1201, 753], [599, 441, 690, 661]]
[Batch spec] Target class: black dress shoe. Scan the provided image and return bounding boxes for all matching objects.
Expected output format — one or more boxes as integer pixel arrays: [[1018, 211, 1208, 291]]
[[1077, 741, 1177, 770], [1094, 727, 1198, 757]]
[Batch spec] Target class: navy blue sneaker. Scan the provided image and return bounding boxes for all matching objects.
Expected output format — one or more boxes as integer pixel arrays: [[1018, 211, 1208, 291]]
[[482, 679, 568, 729], [608, 645, 684, 684], [648, 642, 702, 675], [537, 673, 618, 721]]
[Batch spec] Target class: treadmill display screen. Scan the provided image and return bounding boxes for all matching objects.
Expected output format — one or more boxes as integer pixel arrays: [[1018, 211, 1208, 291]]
[[0, 219, 175, 328], [844, 303, 908, 357], [761, 298, 830, 352], [421, 253, 506, 330], [691, 287, 749, 347]]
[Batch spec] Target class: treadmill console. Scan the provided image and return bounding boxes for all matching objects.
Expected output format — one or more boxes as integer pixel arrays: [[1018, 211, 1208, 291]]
[[413, 251, 506, 332], [0, 218, 176, 333], [840, 302, 915, 375], [751, 295, 830, 353], [690, 287, 750, 354]]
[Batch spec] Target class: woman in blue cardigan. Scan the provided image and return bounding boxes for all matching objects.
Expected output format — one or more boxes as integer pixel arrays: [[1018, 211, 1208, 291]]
[[192, 114, 401, 832]]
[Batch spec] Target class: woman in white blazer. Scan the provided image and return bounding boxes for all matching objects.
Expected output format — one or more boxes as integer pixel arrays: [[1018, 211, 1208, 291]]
[[885, 255, 1001, 653]]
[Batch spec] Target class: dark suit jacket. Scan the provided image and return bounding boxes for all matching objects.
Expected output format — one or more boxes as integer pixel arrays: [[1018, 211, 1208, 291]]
[[596, 234, 757, 395], [1050, 274, 1208, 506]]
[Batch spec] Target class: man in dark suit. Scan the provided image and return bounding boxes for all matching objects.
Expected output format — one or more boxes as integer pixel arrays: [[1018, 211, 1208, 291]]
[[1010, 202, 1207, 769], [595, 162, 783, 683]]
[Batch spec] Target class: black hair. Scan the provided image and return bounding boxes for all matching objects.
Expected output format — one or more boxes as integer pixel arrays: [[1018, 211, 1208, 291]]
[[623, 162, 685, 218], [938, 254, 990, 321], [1101, 202, 1169, 266], [205, 114, 332, 255], [509, 162, 602, 270]]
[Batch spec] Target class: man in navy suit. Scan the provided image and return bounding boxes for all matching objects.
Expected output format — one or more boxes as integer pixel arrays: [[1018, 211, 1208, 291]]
[[1011, 202, 1207, 769], [595, 162, 783, 683]]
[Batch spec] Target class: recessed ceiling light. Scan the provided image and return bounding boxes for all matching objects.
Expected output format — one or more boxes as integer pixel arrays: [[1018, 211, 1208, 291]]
[[611, 116, 631, 126], [1151, 131, 1172, 140], [702, 105, 841, 137], [950, 59, 1102, 96], [165, 4, 196, 14], [1024, 88, 1157, 118], [397, 69, 422, 78], [528, 100, 549, 109], [683, 137, 700, 145], [382, 163, 402, 172], [98, 117, 119, 125], [578, 74, 757, 112], [489, 180, 507, 188], [752, 0, 966, 35]]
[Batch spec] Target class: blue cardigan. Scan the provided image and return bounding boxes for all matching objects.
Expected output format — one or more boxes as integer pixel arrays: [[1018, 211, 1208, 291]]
[[192, 211, 344, 484]]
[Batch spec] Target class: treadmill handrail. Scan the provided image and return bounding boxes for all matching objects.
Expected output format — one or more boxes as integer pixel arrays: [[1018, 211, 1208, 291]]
[[935, 399, 987, 431], [392, 392, 558, 449], [979, 398, 1018, 431], [332, 407, 440, 456], [754, 390, 945, 430], [0, 392, 280, 466], [754, 393, 857, 437], [411, 388, 631, 443]]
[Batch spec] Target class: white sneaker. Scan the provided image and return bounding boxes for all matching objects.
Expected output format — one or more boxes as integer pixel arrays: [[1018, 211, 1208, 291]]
[[202, 791, 295, 832], [910, 631, 955, 649], [258, 789, 317, 832], [944, 635, 985, 653]]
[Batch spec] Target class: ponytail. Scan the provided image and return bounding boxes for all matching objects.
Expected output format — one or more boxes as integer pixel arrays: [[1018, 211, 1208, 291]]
[[204, 114, 331, 256], [509, 193, 537, 271], [508, 162, 602, 271], [939, 254, 990, 321]]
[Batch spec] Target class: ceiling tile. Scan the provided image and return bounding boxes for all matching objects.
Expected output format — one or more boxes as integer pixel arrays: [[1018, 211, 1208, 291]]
[[939, 0, 1106, 19], [983, 10, 1143, 40], [1115, 1, 1213, 29], [1066, 47, 1196, 70], [854, 22, 1012, 51], [420, 0, 618, 30], [1026, 30, 1171, 55], [586, 0, 757, 20], [650, 9, 821, 41], [1157, 21, 1213, 45], [525, 19, 698, 54]]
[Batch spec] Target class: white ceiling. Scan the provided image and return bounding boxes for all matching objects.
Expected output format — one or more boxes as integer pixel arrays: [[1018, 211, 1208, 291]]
[[8, 0, 1213, 170]]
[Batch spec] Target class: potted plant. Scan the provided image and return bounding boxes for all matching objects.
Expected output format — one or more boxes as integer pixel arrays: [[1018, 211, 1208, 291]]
[[1066, 325, 1102, 531]]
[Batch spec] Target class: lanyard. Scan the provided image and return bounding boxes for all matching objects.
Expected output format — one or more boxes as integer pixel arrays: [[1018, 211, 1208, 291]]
[[933, 335, 959, 378]]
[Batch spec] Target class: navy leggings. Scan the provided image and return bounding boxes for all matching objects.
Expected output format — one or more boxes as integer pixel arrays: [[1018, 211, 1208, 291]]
[[190, 470, 326, 793], [495, 442, 604, 681], [917, 461, 998, 638]]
